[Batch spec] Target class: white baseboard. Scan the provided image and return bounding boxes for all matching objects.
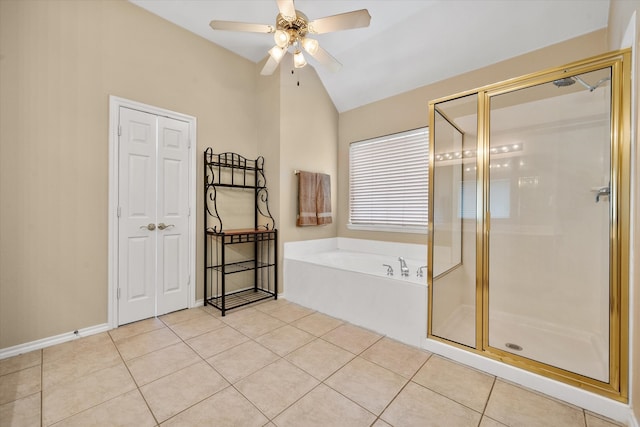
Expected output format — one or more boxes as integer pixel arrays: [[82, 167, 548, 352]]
[[629, 412, 639, 427], [0, 296, 281, 360], [0, 323, 110, 360]]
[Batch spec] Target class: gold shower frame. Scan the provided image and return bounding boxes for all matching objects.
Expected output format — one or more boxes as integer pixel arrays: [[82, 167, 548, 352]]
[[427, 49, 631, 401]]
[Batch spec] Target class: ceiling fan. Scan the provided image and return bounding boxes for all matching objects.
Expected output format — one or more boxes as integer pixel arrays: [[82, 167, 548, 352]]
[[209, 0, 371, 75]]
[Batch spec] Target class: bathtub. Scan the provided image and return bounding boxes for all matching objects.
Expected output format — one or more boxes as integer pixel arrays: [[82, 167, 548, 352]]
[[284, 238, 428, 347]]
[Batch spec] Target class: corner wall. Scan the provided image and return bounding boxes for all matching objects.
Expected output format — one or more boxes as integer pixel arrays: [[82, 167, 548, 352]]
[[273, 59, 339, 293]]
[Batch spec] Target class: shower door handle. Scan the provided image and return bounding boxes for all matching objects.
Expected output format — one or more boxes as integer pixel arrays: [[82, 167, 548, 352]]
[[593, 186, 610, 203]]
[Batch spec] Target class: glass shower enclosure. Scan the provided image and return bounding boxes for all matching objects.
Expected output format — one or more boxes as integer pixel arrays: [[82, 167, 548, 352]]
[[428, 50, 630, 400]]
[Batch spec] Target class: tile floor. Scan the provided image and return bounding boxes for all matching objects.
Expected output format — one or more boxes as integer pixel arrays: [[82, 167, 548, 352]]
[[0, 299, 626, 427]]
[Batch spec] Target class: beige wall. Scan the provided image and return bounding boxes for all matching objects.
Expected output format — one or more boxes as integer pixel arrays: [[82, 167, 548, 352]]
[[0, 0, 260, 348], [261, 58, 339, 293], [0, 0, 338, 349], [337, 29, 607, 245], [608, 0, 640, 418], [278, 63, 338, 246]]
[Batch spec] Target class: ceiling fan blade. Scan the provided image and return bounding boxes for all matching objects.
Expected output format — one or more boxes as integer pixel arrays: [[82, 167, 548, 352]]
[[210, 20, 274, 33], [261, 56, 280, 76], [308, 9, 371, 34], [276, 0, 296, 22], [309, 46, 342, 72], [261, 46, 286, 75]]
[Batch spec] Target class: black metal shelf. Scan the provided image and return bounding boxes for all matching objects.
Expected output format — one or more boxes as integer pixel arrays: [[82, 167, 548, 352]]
[[208, 260, 275, 274], [206, 228, 277, 244], [212, 183, 267, 190], [204, 148, 277, 316], [205, 288, 276, 313]]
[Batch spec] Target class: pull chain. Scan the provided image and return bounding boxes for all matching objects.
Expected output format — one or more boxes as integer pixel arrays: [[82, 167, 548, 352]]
[[291, 69, 300, 87]]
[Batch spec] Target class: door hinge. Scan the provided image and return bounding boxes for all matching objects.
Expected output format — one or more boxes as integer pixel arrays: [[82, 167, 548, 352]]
[[117, 206, 121, 218], [117, 288, 121, 300], [188, 139, 191, 149], [118, 125, 122, 137], [188, 207, 191, 217], [187, 275, 191, 286]]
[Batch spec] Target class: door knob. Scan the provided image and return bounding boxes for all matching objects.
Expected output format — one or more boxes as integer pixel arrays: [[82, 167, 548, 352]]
[[140, 223, 156, 231], [158, 223, 174, 230]]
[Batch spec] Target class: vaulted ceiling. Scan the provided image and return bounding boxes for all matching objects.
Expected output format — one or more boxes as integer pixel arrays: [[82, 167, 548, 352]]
[[129, 0, 610, 113]]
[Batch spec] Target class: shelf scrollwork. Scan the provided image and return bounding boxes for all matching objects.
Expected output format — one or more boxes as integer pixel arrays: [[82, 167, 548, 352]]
[[204, 148, 276, 233], [256, 187, 275, 230], [205, 182, 223, 232]]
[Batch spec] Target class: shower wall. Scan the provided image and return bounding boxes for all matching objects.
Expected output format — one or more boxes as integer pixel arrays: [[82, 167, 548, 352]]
[[432, 88, 611, 343], [488, 88, 610, 342]]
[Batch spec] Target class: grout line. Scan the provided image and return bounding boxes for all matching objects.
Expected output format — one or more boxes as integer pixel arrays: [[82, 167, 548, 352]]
[[481, 376, 498, 415], [108, 316, 166, 343], [476, 376, 498, 427], [108, 329, 161, 427], [153, 313, 242, 425], [230, 381, 275, 424], [370, 351, 433, 423], [409, 376, 487, 417], [320, 379, 381, 421]]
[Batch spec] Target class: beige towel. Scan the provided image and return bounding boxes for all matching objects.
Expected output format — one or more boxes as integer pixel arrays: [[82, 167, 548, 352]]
[[297, 171, 318, 226], [316, 173, 332, 225]]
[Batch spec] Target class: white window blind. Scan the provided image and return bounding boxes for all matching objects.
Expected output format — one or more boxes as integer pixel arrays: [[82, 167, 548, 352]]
[[349, 127, 429, 232]]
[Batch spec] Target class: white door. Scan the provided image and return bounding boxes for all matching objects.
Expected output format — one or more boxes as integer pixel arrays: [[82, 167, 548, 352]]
[[118, 107, 190, 325], [156, 116, 190, 315]]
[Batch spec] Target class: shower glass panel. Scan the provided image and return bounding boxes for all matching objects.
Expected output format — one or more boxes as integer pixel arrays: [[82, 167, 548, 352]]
[[430, 94, 477, 348], [487, 68, 612, 381]]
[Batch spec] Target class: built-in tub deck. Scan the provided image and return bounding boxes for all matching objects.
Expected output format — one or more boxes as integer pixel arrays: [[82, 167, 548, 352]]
[[284, 238, 428, 347]]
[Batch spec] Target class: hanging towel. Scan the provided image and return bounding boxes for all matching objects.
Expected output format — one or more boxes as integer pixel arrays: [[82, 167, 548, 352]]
[[316, 173, 332, 225], [297, 171, 318, 226]]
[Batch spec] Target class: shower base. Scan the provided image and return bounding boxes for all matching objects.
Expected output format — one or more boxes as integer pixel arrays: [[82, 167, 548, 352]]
[[434, 304, 608, 382]]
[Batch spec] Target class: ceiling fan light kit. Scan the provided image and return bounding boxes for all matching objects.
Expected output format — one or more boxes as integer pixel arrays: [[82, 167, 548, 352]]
[[274, 29, 291, 48], [269, 46, 286, 62], [301, 37, 319, 55], [293, 50, 307, 68], [209, 0, 371, 75]]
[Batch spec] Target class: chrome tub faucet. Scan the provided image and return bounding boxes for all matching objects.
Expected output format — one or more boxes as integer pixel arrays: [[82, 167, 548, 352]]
[[398, 257, 409, 277], [382, 264, 394, 276]]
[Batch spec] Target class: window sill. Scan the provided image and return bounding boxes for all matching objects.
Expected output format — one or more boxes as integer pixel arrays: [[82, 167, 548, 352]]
[[347, 223, 428, 234]]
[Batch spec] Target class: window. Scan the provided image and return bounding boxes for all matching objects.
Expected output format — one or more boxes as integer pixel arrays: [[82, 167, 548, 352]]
[[349, 127, 429, 233]]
